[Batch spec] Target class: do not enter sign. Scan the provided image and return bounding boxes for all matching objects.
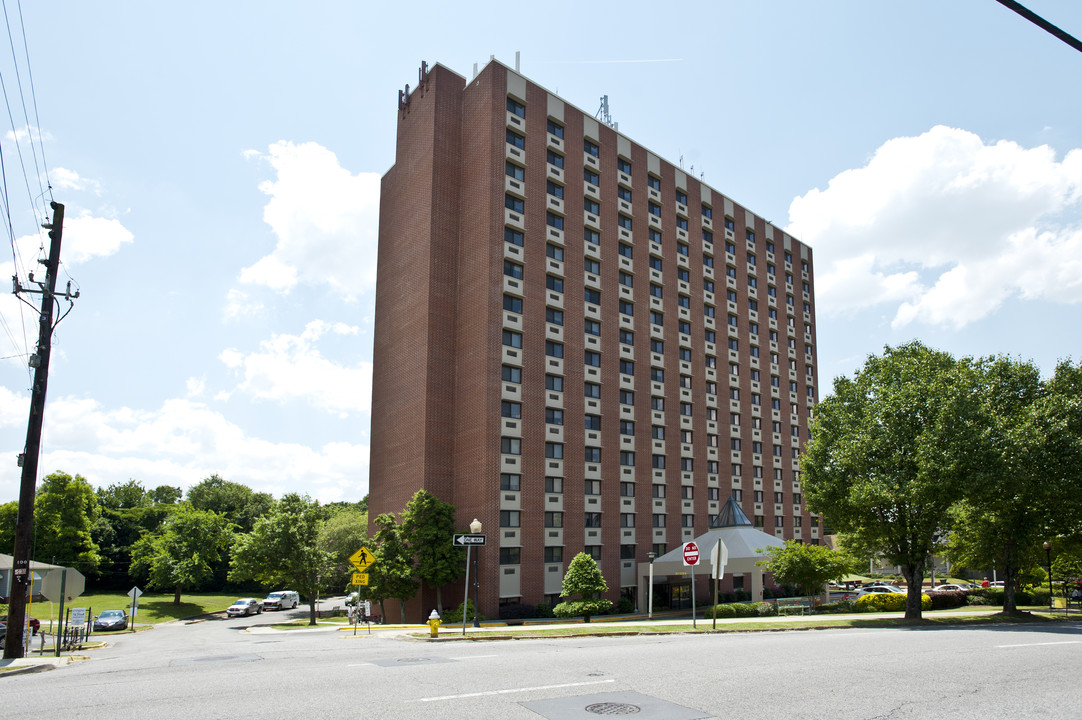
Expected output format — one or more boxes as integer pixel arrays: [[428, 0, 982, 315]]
[[682, 541, 700, 566]]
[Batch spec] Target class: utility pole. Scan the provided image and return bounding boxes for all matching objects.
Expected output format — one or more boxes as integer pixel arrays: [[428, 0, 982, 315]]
[[5, 202, 75, 659]]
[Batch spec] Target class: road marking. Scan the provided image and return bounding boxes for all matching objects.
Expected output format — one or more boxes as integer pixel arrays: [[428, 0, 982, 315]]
[[996, 641, 1082, 648], [413, 678, 615, 702]]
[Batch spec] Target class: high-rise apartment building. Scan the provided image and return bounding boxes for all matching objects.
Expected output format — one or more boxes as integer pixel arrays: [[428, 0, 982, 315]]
[[370, 60, 819, 621]]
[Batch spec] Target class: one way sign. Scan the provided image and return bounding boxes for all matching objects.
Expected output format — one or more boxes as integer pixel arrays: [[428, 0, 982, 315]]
[[453, 533, 486, 546]]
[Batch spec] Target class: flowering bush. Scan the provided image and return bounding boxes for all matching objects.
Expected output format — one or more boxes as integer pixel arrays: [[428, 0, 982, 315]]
[[855, 592, 931, 612], [706, 602, 776, 618]]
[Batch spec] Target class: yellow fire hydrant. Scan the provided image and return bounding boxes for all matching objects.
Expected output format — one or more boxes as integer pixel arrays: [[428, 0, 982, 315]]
[[427, 609, 441, 638]]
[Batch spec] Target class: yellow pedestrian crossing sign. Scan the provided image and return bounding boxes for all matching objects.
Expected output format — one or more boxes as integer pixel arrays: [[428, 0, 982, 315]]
[[349, 546, 376, 573], [352, 573, 369, 586]]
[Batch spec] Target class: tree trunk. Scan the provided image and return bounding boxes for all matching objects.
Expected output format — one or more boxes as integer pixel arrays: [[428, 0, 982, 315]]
[[174, 583, 182, 605], [435, 586, 444, 616], [1001, 545, 1020, 614], [308, 598, 317, 626], [901, 564, 924, 620], [399, 600, 407, 624]]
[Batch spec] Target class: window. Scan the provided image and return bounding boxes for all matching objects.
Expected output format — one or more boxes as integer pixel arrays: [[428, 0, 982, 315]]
[[677, 217, 689, 231], [652, 454, 666, 469], [620, 390, 635, 405], [651, 339, 664, 354], [650, 283, 663, 298], [620, 451, 636, 466], [651, 368, 664, 382], [680, 402, 693, 417], [545, 546, 563, 563], [678, 268, 690, 281], [649, 228, 662, 244], [648, 175, 661, 190], [545, 476, 563, 493], [619, 330, 634, 346], [619, 300, 634, 316], [650, 311, 664, 326], [678, 320, 691, 335], [679, 348, 691, 361], [504, 260, 523, 279], [704, 304, 715, 318], [546, 374, 563, 392], [618, 243, 633, 259], [501, 437, 521, 455], [546, 275, 564, 293], [502, 330, 522, 348], [500, 547, 521, 565], [500, 473, 520, 491], [585, 289, 601, 304], [584, 351, 601, 367], [682, 514, 695, 528], [505, 161, 524, 181], [651, 396, 664, 410], [618, 271, 634, 288], [500, 510, 520, 527], [584, 168, 600, 185], [585, 413, 601, 430], [618, 186, 632, 202], [502, 365, 521, 383], [649, 256, 663, 271], [652, 514, 667, 528], [675, 189, 687, 204], [584, 382, 601, 399], [545, 442, 563, 459], [545, 341, 563, 358], [584, 257, 600, 273], [505, 228, 524, 246], [774, 492, 784, 504], [702, 204, 713, 219], [506, 97, 525, 117], [585, 320, 601, 336], [775, 516, 785, 529], [754, 490, 764, 502], [546, 212, 564, 230], [546, 180, 564, 199], [652, 425, 665, 440], [681, 458, 694, 471], [506, 129, 525, 148], [585, 512, 602, 528], [501, 401, 521, 419], [677, 242, 689, 256], [648, 202, 661, 217], [545, 244, 565, 262], [584, 447, 601, 462], [621, 513, 635, 528], [584, 139, 599, 157], [619, 359, 635, 374], [546, 149, 564, 168], [705, 279, 715, 292], [503, 294, 523, 313], [652, 484, 666, 498], [545, 512, 563, 528], [620, 421, 636, 436], [546, 118, 564, 137], [584, 479, 601, 496], [618, 214, 633, 230], [545, 408, 564, 425], [617, 158, 632, 174], [584, 198, 600, 214]]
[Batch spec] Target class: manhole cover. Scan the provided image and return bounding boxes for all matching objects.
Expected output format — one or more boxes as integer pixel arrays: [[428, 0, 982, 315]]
[[585, 703, 641, 715]]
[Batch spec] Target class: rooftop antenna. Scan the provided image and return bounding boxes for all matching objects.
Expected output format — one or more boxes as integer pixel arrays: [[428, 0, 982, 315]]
[[596, 95, 618, 131]]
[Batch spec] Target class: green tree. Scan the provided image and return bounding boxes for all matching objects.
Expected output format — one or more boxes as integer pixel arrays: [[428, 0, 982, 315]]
[[148, 485, 183, 505], [757, 541, 855, 606], [318, 506, 369, 592], [93, 479, 175, 588], [187, 475, 273, 532], [553, 552, 611, 622], [34, 471, 102, 573], [0, 501, 17, 554], [229, 493, 333, 625], [365, 513, 418, 623], [130, 503, 235, 604], [401, 490, 465, 615], [802, 342, 985, 620]]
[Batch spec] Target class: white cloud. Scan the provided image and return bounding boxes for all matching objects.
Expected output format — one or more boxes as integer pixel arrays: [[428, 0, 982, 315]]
[[219, 320, 371, 417], [787, 125, 1082, 328], [51, 167, 101, 194], [240, 141, 380, 298], [0, 390, 369, 503], [222, 288, 265, 322]]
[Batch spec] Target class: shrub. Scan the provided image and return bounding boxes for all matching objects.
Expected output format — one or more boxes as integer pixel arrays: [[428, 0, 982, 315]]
[[818, 599, 859, 614], [855, 592, 931, 612], [443, 600, 481, 624], [704, 602, 776, 619], [553, 599, 613, 621], [756, 601, 778, 616], [534, 602, 553, 618], [925, 590, 967, 610], [616, 597, 634, 614], [498, 603, 535, 620], [734, 590, 751, 602]]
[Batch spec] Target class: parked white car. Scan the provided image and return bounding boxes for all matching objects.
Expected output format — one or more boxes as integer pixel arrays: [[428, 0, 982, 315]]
[[262, 591, 299, 610], [856, 584, 904, 597], [226, 598, 263, 617]]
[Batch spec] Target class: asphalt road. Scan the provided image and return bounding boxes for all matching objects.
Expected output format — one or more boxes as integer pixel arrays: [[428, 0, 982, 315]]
[[4, 608, 1082, 719]]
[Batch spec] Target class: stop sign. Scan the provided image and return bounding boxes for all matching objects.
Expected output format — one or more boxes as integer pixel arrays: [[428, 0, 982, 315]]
[[40, 567, 86, 602], [682, 541, 700, 566]]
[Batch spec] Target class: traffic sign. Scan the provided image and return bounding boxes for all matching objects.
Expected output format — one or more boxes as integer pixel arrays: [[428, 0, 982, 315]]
[[710, 539, 729, 579], [349, 546, 376, 572], [128, 586, 143, 600], [40, 568, 86, 602], [682, 541, 700, 566], [453, 533, 486, 546], [352, 572, 369, 586]]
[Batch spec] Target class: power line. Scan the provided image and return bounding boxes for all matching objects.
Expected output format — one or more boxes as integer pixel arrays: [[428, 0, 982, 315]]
[[994, 0, 1082, 55]]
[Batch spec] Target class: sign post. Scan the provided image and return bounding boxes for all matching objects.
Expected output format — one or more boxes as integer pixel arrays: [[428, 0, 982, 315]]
[[127, 587, 142, 632], [709, 539, 729, 629], [683, 541, 700, 629], [454, 533, 486, 634]]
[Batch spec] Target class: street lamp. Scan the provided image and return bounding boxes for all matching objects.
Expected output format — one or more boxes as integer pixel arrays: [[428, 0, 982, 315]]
[[470, 518, 482, 627], [647, 551, 656, 621], [1044, 541, 1053, 610]]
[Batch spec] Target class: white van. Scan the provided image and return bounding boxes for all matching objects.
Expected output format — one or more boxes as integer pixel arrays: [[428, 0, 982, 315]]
[[262, 590, 300, 610]]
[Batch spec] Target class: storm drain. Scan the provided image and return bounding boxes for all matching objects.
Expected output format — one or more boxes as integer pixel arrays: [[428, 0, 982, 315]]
[[522, 691, 711, 720]]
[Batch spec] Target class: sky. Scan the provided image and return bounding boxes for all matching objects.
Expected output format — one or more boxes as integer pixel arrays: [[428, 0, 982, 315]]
[[1, 1, 1080, 504]]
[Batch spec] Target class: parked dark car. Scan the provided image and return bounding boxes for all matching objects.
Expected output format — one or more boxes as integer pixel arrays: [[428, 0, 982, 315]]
[[93, 609, 129, 632], [0, 614, 40, 635]]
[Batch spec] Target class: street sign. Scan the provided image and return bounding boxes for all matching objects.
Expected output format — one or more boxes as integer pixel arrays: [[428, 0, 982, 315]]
[[128, 586, 143, 600], [683, 541, 700, 566], [453, 533, 486, 546], [349, 546, 376, 572], [69, 608, 87, 626], [710, 539, 729, 579], [40, 568, 86, 602], [352, 572, 369, 586]]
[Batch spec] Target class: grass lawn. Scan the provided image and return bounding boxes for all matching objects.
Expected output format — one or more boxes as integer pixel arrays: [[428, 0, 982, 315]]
[[22, 592, 245, 626]]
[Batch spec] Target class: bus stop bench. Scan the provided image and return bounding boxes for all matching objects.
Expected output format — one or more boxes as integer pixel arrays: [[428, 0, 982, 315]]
[[776, 598, 812, 615]]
